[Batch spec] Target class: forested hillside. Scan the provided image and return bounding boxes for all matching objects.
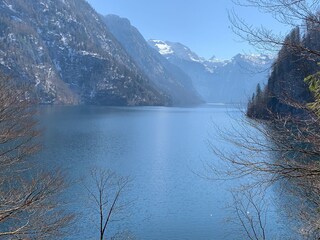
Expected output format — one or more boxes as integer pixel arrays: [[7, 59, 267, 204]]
[[247, 24, 320, 118]]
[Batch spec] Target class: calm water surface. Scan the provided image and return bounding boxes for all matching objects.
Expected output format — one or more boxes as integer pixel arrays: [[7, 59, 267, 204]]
[[35, 105, 291, 239]]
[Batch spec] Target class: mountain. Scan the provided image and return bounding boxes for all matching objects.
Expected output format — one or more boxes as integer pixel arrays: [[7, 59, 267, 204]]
[[0, 0, 167, 105], [103, 15, 202, 106], [149, 40, 274, 103]]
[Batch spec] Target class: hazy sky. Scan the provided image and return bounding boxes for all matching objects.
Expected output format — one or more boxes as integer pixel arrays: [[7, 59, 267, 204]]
[[86, 0, 289, 59]]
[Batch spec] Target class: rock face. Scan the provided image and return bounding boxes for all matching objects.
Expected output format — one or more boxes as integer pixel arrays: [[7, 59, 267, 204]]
[[103, 15, 202, 106], [0, 0, 167, 105], [149, 40, 274, 103]]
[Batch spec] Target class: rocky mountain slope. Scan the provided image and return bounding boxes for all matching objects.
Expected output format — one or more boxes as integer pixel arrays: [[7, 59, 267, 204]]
[[103, 15, 202, 105], [149, 40, 274, 103], [0, 0, 167, 105]]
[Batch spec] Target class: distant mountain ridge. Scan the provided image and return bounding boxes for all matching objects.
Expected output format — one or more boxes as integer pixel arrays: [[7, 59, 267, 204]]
[[103, 15, 202, 106], [0, 0, 168, 105], [149, 40, 274, 103], [0, 0, 273, 105]]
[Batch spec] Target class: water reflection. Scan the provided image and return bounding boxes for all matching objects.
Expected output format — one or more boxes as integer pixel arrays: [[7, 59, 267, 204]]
[[33, 105, 292, 239]]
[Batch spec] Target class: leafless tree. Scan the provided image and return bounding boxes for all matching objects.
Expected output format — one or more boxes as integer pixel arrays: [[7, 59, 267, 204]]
[[228, 188, 269, 240], [0, 74, 74, 239], [207, 108, 320, 238], [84, 169, 132, 240], [230, 0, 320, 60], [207, 1, 320, 238]]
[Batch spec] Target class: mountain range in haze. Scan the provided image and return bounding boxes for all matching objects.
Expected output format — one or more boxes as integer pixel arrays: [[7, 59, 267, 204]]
[[103, 14, 202, 106], [0, 0, 274, 106], [149, 40, 274, 103]]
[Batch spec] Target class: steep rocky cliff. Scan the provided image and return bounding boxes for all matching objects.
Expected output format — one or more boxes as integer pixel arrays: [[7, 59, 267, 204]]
[[104, 15, 202, 106], [0, 0, 167, 105]]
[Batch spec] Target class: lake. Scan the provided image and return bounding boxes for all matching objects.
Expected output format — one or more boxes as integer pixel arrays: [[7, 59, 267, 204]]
[[34, 105, 293, 239]]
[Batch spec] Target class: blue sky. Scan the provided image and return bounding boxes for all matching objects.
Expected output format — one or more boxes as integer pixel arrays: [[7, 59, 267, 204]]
[[86, 0, 289, 59]]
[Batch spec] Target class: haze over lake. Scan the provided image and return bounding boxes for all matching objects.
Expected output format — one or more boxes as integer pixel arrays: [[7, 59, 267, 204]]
[[34, 105, 292, 239], [0, 0, 318, 238]]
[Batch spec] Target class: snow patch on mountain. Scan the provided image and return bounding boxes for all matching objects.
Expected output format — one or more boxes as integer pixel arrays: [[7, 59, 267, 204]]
[[149, 40, 205, 63], [150, 40, 174, 55], [232, 53, 274, 66], [2, 1, 17, 12], [0, 0, 168, 106], [149, 39, 274, 103], [150, 39, 272, 67]]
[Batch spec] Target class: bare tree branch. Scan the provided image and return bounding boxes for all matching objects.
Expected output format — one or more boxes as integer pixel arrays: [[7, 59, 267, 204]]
[[0, 74, 74, 239], [84, 169, 132, 240]]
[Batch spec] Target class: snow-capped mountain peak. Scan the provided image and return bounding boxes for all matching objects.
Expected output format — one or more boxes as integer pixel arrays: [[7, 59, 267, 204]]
[[149, 39, 275, 103], [149, 40, 205, 63], [149, 39, 274, 68], [232, 54, 274, 66], [149, 40, 174, 55], [207, 57, 229, 64]]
